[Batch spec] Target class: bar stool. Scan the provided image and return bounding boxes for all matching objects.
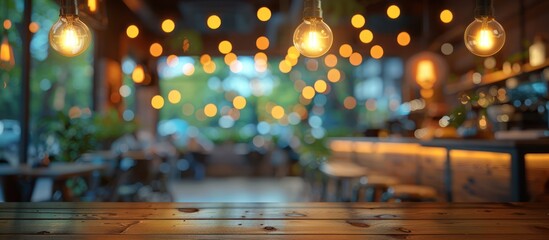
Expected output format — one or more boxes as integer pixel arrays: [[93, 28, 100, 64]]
[[381, 184, 438, 202], [320, 161, 368, 201], [351, 174, 399, 202]]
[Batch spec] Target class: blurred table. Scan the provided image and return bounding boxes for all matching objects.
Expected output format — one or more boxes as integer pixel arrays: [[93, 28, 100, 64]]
[[0, 202, 547, 239], [0, 163, 106, 201]]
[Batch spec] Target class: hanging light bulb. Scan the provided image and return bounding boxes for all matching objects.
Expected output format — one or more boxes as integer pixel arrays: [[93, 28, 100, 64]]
[[49, 0, 92, 57], [464, 0, 505, 57], [293, 0, 333, 58], [0, 32, 15, 71]]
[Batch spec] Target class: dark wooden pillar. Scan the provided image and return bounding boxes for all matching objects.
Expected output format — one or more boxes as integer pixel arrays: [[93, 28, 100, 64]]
[[19, 0, 32, 165]]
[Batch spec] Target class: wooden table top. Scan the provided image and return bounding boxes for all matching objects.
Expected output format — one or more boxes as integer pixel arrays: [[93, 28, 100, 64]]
[[0, 202, 548, 239]]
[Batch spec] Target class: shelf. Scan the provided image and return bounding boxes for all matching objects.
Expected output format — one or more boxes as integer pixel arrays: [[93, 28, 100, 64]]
[[445, 59, 549, 95]]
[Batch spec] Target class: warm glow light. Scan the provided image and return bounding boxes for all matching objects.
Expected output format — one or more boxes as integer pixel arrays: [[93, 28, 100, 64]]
[[0, 36, 15, 70], [464, 17, 505, 57], [339, 44, 353, 58], [218, 40, 232, 54], [293, 18, 333, 58], [255, 52, 268, 62], [126, 25, 139, 38], [279, 60, 292, 73], [3, 20, 12, 30], [200, 54, 211, 65], [204, 103, 218, 117], [257, 7, 272, 22], [387, 5, 400, 19], [324, 54, 337, 67], [343, 96, 356, 109], [416, 60, 436, 89], [302, 86, 316, 99], [230, 60, 243, 73], [351, 14, 365, 28], [224, 52, 237, 65], [166, 55, 179, 67], [327, 68, 341, 82], [49, 15, 91, 57], [349, 52, 363, 66], [256, 36, 269, 50], [397, 32, 411, 46], [168, 90, 181, 104], [29, 22, 40, 33], [182, 63, 195, 76], [149, 43, 163, 57], [271, 106, 285, 119], [233, 96, 247, 110], [151, 95, 164, 109], [359, 29, 373, 43], [314, 79, 327, 93], [203, 61, 216, 74], [132, 65, 145, 84], [287, 46, 300, 59], [370, 45, 384, 59], [88, 0, 97, 12], [161, 19, 175, 33], [440, 9, 453, 23], [207, 15, 221, 30]]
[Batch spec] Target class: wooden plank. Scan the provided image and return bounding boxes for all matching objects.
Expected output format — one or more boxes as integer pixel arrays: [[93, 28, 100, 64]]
[[2, 202, 547, 209], [0, 219, 548, 235], [0, 208, 547, 220], [5, 235, 549, 240]]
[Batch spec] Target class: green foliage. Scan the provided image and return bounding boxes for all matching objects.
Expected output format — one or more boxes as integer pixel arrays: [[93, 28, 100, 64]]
[[92, 109, 137, 141], [48, 112, 95, 162]]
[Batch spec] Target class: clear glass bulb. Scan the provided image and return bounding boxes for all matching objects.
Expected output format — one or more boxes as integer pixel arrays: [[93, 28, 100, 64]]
[[464, 17, 505, 57], [293, 18, 333, 58], [49, 15, 91, 57]]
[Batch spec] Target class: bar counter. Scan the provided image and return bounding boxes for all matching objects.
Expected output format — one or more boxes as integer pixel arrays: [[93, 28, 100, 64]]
[[0, 202, 548, 239], [329, 137, 549, 202]]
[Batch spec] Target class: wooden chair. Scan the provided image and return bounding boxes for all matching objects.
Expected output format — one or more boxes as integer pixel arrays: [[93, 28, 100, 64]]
[[320, 161, 368, 201], [351, 174, 399, 202]]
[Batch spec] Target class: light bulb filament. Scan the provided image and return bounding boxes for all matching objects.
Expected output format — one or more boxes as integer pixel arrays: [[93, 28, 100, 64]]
[[477, 20, 494, 50], [306, 30, 320, 50], [61, 26, 80, 52]]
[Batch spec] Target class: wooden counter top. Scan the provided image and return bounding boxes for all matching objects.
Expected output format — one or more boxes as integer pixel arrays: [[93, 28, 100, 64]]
[[0, 202, 548, 239]]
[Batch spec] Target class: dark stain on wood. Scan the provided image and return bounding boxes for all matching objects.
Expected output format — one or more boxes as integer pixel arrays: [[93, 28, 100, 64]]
[[285, 212, 307, 217], [533, 225, 549, 232], [374, 214, 397, 218], [437, 212, 448, 215], [238, 223, 242, 226], [346, 221, 370, 228], [263, 226, 277, 231], [178, 208, 199, 213], [396, 227, 412, 233], [512, 212, 526, 215], [36, 231, 50, 235]]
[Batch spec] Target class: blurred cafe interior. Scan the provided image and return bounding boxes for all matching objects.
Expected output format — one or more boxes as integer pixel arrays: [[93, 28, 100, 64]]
[[1, 0, 549, 204]]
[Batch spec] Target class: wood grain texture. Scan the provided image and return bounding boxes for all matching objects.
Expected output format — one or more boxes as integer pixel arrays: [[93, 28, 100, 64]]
[[4, 235, 549, 240], [0, 207, 546, 220], [0, 203, 548, 238]]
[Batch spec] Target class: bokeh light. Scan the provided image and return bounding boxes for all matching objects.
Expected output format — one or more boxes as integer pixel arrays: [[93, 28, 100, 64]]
[[168, 90, 181, 104], [327, 68, 341, 82], [161, 19, 175, 33], [351, 14, 365, 28], [256, 36, 270, 50], [339, 44, 353, 58], [387, 5, 400, 19], [440, 9, 453, 23], [207, 15, 221, 29], [150, 43, 163, 57], [397, 32, 411, 46], [370, 45, 384, 59], [324, 54, 338, 67], [343, 96, 357, 109], [218, 40, 232, 54], [257, 7, 272, 22], [302, 86, 316, 100], [151, 95, 164, 109], [233, 96, 247, 110], [359, 29, 373, 43], [204, 103, 218, 117], [314, 80, 327, 93], [271, 106, 285, 119], [349, 52, 363, 66], [126, 25, 139, 38]]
